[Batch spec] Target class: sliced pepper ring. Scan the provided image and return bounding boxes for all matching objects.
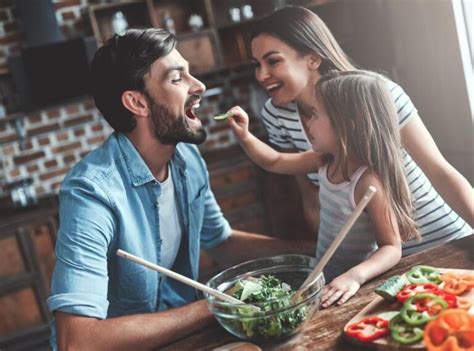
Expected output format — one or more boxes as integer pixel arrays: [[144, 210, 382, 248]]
[[406, 265, 442, 284], [389, 313, 424, 345], [442, 279, 469, 296], [423, 309, 474, 350], [433, 290, 458, 309], [345, 316, 390, 342], [401, 293, 448, 326], [396, 283, 439, 303]]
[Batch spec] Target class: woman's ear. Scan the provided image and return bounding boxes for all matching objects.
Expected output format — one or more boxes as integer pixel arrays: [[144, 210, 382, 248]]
[[121, 90, 148, 117], [307, 54, 322, 71]]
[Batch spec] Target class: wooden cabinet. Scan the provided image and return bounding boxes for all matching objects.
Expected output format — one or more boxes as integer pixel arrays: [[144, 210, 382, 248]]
[[88, 0, 318, 75], [0, 208, 58, 350]]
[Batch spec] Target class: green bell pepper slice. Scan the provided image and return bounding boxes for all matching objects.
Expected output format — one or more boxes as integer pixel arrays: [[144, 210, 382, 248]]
[[389, 314, 424, 345], [406, 265, 441, 284], [400, 293, 447, 326]]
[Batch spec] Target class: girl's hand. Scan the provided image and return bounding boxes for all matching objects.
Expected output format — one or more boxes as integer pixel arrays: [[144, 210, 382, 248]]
[[226, 106, 250, 142], [321, 272, 361, 308]]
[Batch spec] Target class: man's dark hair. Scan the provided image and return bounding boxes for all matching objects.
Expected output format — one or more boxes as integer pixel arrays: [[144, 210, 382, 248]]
[[90, 29, 176, 132]]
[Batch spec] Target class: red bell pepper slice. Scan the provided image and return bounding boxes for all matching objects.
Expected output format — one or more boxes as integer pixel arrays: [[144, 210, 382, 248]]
[[396, 283, 439, 302], [433, 290, 457, 309], [346, 316, 390, 342]]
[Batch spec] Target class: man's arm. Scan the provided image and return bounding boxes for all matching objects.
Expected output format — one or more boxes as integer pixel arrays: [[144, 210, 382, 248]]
[[55, 300, 213, 351], [207, 229, 317, 267]]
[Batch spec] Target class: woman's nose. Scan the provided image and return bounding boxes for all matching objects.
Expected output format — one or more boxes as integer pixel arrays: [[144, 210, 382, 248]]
[[255, 65, 270, 84]]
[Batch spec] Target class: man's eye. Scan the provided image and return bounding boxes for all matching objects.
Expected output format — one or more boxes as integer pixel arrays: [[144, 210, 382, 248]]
[[171, 77, 182, 83]]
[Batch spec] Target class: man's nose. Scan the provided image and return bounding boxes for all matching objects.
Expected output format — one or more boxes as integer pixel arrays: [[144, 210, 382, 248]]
[[190, 75, 206, 95]]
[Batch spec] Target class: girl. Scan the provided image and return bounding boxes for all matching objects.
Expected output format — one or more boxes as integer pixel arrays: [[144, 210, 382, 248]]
[[251, 6, 472, 256], [226, 70, 418, 307]]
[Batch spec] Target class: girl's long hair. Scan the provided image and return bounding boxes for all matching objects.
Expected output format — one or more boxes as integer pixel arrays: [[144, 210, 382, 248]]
[[317, 70, 420, 242], [251, 6, 355, 74]]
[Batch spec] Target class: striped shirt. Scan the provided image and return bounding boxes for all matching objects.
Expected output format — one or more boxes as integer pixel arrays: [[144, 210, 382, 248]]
[[260, 79, 472, 257], [316, 165, 376, 281]]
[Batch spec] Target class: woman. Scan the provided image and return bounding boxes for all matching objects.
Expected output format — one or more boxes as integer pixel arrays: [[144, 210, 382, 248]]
[[250, 6, 473, 254]]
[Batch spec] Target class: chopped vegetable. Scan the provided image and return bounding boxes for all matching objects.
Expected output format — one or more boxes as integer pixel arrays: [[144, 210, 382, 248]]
[[345, 316, 390, 342], [396, 283, 439, 302], [375, 275, 407, 301], [377, 311, 399, 321], [433, 290, 458, 309], [423, 309, 474, 351], [460, 274, 474, 289], [455, 296, 472, 310], [389, 313, 424, 345], [231, 275, 306, 339], [401, 293, 448, 326], [213, 112, 231, 121], [406, 266, 442, 284], [442, 278, 469, 296]]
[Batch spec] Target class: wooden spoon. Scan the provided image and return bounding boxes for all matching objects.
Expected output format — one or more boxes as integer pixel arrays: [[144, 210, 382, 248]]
[[117, 249, 243, 305], [292, 185, 377, 302]]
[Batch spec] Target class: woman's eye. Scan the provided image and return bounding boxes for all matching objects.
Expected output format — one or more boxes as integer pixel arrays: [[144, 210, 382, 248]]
[[171, 77, 182, 83], [268, 59, 279, 66]]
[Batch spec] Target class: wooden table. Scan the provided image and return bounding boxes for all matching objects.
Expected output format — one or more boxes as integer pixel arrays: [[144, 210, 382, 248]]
[[161, 235, 473, 351]]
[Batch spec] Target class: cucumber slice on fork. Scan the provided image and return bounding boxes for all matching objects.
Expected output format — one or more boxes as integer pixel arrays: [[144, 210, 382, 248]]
[[213, 112, 231, 121]]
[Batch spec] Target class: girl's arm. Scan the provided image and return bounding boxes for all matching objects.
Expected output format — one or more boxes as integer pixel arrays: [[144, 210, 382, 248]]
[[401, 114, 473, 226], [321, 172, 402, 308], [226, 106, 320, 175]]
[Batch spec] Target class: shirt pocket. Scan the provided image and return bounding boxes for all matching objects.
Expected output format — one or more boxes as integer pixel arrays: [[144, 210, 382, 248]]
[[189, 185, 207, 229], [116, 269, 158, 312]]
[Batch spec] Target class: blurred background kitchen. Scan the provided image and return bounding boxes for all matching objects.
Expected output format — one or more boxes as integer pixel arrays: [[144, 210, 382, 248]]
[[0, 0, 472, 349]]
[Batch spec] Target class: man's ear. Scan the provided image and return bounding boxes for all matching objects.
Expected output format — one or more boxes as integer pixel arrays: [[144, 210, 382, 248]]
[[307, 54, 322, 71], [121, 90, 148, 117]]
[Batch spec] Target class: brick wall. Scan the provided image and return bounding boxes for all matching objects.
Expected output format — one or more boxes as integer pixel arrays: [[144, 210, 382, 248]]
[[0, 0, 263, 200]]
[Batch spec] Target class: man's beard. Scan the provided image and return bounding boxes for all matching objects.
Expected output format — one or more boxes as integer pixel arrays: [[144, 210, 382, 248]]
[[146, 93, 207, 145]]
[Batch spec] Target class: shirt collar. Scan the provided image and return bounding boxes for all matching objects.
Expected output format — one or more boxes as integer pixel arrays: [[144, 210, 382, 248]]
[[117, 133, 187, 187]]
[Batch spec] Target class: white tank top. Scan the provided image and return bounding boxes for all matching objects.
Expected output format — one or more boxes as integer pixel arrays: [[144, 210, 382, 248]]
[[316, 164, 378, 282]]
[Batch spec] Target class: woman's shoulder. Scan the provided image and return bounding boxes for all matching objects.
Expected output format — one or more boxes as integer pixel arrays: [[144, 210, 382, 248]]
[[262, 99, 298, 116], [379, 76, 414, 101]]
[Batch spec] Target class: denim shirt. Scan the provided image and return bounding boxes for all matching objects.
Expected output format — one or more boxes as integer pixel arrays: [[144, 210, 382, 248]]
[[47, 133, 230, 349]]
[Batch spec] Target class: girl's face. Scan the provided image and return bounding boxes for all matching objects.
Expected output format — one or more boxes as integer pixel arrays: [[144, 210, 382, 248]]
[[307, 97, 338, 154], [251, 34, 317, 106]]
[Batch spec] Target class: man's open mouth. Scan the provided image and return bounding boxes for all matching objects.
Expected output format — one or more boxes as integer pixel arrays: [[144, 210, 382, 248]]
[[185, 102, 202, 126], [185, 106, 198, 120]]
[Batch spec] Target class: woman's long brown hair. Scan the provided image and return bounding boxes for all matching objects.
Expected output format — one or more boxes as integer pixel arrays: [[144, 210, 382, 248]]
[[317, 71, 420, 242], [251, 6, 355, 74]]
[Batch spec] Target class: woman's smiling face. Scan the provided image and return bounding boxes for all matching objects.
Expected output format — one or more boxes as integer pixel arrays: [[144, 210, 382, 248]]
[[251, 34, 316, 106]]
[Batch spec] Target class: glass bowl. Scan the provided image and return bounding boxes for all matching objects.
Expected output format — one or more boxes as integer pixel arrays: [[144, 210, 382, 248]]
[[205, 254, 325, 342]]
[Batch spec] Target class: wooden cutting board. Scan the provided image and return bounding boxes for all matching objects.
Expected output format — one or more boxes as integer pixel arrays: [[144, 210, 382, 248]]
[[343, 268, 474, 350]]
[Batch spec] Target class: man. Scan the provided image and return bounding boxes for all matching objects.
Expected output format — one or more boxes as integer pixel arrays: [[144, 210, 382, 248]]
[[47, 28, 315, 350]]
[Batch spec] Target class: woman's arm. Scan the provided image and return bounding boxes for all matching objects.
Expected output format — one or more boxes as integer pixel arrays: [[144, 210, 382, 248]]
[[227, 106, 320, 175], [401, 114, 474, 226], [321, 172, 402, 308]]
